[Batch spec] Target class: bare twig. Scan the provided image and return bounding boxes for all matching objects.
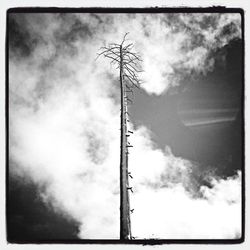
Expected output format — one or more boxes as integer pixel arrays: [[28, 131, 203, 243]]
[[121, 32, 129, 46], [97, 33, 143, 90]]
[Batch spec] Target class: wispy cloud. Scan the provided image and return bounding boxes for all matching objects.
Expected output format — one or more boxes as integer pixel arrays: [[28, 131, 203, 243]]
[[9, 13, 241, 239], [178, 108, 239, 126]]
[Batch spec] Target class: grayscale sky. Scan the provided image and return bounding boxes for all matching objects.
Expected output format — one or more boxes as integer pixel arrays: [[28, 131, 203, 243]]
[[9, 12, 242, 240]]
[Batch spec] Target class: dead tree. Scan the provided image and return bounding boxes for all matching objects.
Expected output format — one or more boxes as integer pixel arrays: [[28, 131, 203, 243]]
[[97, 33, 143, 240]]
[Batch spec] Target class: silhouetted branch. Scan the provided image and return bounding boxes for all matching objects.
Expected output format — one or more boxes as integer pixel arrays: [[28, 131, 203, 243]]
[[121, 32, 129, 46], [97, 34, 143, 90]]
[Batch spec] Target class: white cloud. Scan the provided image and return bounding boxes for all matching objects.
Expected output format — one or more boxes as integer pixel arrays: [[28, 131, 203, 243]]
[[131, 175, 241, 239], [127, 126, 241, 239]]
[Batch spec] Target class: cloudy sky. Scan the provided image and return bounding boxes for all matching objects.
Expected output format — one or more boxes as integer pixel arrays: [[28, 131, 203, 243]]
[[8, 12, 243, 240]]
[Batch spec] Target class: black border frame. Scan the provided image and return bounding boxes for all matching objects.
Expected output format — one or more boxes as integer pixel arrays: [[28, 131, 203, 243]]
[[6, 7, 245, 245]]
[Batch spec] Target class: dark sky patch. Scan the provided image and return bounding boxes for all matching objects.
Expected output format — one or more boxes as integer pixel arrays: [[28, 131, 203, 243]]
[[130, 38, 243, 177], [8, 174, 80, 241], [192, 38, 242, 101]]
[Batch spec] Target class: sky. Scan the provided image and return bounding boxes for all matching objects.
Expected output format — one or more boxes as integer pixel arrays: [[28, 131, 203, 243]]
[[8, 12, 243, 240]]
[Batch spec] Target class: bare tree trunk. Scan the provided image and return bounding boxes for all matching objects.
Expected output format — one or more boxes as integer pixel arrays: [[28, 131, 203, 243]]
[[119, 44, 130, 240], [97, 34, 142, 240]]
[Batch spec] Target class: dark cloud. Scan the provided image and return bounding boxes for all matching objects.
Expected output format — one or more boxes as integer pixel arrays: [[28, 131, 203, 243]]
[[54, 14, 92, 57], [219, 21, 240, 39], [86, 131, 108, 165], [200, 14, 220, 30], [8, 14, 39, 59], [59, 14, 92, 41]]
